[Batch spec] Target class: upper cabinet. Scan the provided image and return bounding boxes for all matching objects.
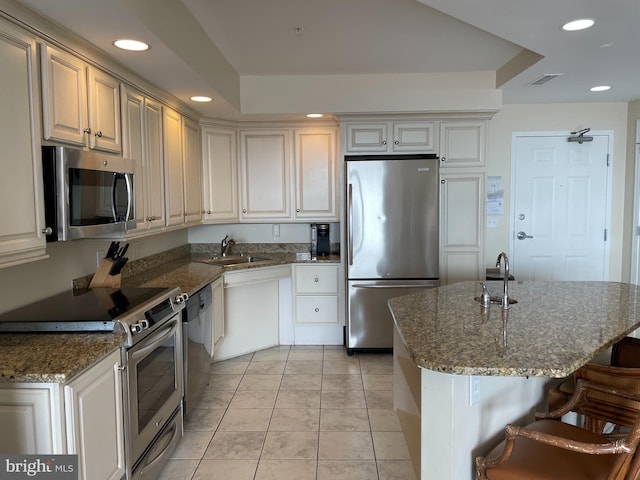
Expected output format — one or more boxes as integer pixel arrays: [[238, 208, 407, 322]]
[[41, 44, 121, 153], [0, 19, 48, 268], [345, 121, 437, 154], [293, 128, 338, 220], [439, 120, 486, 168], [121, 86, 165, 233], [163, 106, 202, 228], [202, 127, 239, 223], [239, 129, 292, 221], [237, 126, 339, 223]]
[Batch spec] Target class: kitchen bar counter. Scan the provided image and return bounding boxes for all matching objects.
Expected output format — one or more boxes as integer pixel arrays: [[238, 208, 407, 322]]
[[389, 280, 640, 479], [389, 280, 640, 378], [0, 332, 125, 383]]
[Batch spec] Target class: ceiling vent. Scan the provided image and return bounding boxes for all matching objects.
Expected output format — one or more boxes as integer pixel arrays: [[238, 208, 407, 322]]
[[528, 74, 564, 86]]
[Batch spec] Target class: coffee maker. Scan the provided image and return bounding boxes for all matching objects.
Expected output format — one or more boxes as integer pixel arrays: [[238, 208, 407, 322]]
[[310, 223, 331, 256]]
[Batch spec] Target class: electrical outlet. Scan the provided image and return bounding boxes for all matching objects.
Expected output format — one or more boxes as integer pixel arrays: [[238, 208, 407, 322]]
[[272, 224, 280, 241], [469, 376, 481, 406]]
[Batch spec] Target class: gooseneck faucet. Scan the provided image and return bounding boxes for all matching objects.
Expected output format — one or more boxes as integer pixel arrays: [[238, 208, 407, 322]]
[[220, 235, 235, 257], [496, 252, 510, 309]]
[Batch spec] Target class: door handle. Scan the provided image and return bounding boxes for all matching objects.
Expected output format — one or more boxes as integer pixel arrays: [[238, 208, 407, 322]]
[[516, 231, 534, 240]]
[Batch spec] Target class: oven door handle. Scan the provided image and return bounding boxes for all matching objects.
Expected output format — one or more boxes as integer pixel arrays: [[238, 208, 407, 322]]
[[131, 318, 179, 361]]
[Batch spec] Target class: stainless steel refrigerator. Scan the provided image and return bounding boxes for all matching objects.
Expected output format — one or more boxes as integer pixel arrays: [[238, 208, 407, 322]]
[[345, 154, 439, 353]]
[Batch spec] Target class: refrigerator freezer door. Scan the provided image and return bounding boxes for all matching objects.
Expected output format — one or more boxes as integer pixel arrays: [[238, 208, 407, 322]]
[[347, 279, 438, 351], [346, 158, 439, 279]]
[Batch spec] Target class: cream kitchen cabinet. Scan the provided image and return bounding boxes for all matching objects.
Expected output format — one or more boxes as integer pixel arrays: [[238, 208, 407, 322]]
[[239, 129, 292, 221], [202, 126, 238, 223], [345, 121, 437, 154], [0, 349, 125, 480], [214, 265, 290, 360], [41, 44, 121, 153], [293, 264, 342, 344], [293, 128, 339, 221], [64, 349, 125, 480], [121, 86, 166, 232], [0, 18, 48, 269], [163, 107, 202, 227], [439, 170, 485, 285], [439, 120, 486, 168]]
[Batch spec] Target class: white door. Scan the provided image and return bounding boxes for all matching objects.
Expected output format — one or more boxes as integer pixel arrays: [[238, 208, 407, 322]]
[[512, 133, 610, 281]]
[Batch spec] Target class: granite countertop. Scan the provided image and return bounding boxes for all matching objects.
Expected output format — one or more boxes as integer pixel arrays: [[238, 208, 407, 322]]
[[0, 332, 125, 383], [123, 252, 341, 296], [1, 249, 340, 384], [389, 280, 640, 378]]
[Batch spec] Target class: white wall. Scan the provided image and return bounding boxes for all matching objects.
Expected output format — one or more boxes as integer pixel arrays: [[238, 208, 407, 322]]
[[486, 103, 629, 281], [0, 230, 187, 314]]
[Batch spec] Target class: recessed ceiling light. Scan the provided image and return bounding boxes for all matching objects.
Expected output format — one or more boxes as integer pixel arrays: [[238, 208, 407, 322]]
[[590, 85, 611, 92], [306, 113, 323, 118], [113, 39, 150, 52], [561, 18, 596, 31], [190, 96, 213, 102]]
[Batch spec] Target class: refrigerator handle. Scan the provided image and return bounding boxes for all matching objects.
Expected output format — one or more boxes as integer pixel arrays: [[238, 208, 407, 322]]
[[348, 183, 353, 266]]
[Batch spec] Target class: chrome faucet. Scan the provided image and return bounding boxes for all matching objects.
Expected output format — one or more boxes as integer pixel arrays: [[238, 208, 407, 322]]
[[220, 235, 235, 257], [495, 252, 510, 309]]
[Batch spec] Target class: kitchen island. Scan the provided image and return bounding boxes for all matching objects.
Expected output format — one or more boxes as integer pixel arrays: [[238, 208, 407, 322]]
[[388, 280, 640, 480]]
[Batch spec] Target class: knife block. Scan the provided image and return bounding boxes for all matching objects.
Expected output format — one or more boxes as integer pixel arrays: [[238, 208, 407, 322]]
[[89, 258, 121, 289]]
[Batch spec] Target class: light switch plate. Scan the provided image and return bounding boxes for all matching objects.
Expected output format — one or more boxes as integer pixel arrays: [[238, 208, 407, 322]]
[[487, 218, 498, 229]]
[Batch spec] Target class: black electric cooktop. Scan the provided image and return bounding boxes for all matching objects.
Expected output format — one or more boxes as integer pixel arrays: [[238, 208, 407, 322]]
[[0, 287, 170, 333]]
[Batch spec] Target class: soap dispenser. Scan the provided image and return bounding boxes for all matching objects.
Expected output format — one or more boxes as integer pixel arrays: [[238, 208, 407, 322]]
[[480, 282, 491, 308]]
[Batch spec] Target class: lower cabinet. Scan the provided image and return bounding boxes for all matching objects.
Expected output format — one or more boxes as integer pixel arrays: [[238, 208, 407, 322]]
[[0, 350, 125, 480], [293, 264, 342, 345], [214, 266, 290, 361]]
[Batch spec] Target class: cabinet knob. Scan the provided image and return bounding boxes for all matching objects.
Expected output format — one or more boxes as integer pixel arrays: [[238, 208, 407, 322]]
[[394, 140, 399, 145], [441, 156, 446, 162], [296, 209, 301, 213], [440, 179, 445, 184], [382, 140, 387, 145], [314, 277, 319, 282], [206, 210, 212, 215], [242, 209, 247, 213], [83, 127, 91, 134], [315, 307, 320, 313], [95, 130, 103, 138], [42, 227, 53, 235]]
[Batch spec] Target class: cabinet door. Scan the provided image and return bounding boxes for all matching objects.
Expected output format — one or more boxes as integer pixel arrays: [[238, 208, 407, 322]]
[[392, 122, 437, 152], [87, 67, 121, 153], [0, 21, 47, 267], [64, 350, 125, 480], [182, 116, 202, 225], [121, 87, 146, 230], [294, 128, 338, 220], [239, 130, 292, 220], [345, 123, 389, 152], [41, 44, 88, 146], [0, 385, 62, 454], [295, 296, 338, 324], [144, 97, 165, 229], [212, 277, 225, 347], [440, 171, 485, 285], [163, 106, 185, 226], [202, 127, 238, 222], [439, 121, 486, 167]]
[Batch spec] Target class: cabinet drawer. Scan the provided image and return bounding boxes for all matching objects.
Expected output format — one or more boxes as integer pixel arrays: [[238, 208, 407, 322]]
[[295, 265, 338, 294], [295, 296, 338, 324]]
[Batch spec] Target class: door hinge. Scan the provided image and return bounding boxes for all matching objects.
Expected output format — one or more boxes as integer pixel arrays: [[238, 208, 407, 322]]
[[607, 153, 611, 166], [604, 229, 608, 241]]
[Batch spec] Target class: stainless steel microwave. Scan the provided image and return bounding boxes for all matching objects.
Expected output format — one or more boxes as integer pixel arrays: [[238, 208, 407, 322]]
[[42, 146, 135, 242]]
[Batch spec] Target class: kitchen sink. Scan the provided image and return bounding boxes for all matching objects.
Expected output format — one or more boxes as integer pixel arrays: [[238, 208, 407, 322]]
[[473, 295, 518, 305], [202, 255, 271, 267]]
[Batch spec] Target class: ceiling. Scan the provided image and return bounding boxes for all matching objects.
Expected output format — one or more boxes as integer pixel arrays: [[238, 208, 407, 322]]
[[14, 0, 640, 120]]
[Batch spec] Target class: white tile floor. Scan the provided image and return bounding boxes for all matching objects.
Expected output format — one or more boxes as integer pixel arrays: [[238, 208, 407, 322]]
[[159, 345, 417, 480]]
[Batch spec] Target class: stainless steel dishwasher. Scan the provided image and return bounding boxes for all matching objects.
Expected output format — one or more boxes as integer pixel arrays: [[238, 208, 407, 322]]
[[182, 284, 212, 416]]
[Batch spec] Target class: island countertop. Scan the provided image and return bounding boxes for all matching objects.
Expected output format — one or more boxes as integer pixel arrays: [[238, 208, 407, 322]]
[[388, 280, 640, 377]]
